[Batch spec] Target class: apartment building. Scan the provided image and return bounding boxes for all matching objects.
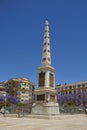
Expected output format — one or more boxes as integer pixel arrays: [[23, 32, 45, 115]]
[[4, 78, 34, 103], [56, 81, 87, 94], [0, 82, 6, 96]]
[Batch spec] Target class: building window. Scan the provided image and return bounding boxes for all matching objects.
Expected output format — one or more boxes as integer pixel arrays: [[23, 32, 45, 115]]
[[18, 85, 20, 88], [69, 91, 71, 94], [69, 86, 72, 89], [65, 86, 67, 89], [78, 85, 80, 88], [74, 90, 76, 94], [82, 84, 85, 87], [73, 85, 76, 89]]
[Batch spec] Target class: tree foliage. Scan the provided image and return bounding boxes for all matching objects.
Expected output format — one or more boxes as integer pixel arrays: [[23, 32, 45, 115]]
[[57, 90, 87, 107], [0, 95, 20, 107]]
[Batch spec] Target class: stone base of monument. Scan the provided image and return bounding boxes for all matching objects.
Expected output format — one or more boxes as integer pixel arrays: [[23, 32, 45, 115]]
[[27, 114, 61, 120], [31, 102, 60, 116]]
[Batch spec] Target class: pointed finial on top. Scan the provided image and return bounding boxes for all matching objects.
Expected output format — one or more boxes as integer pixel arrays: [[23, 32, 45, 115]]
[[46, 18, 48, 20], [42, 19, 51, 66], [45, 18, 49, 25]]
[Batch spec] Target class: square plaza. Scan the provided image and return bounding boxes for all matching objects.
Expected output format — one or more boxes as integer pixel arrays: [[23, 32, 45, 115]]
[[0, 114, 87, 130]]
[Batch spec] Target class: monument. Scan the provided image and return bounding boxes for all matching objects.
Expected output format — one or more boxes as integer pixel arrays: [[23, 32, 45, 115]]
[[32, 20, 59, 115]]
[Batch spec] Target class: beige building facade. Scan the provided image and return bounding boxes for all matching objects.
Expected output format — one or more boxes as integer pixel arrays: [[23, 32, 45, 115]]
[[56, 81, 87, 94], [0, 82, 6, 96], [4, 78, 34, 103]]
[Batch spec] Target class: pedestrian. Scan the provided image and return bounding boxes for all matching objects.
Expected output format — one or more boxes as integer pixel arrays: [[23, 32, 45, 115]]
[[85, 108, 87, 114], [16, 109, 20, 117], [1, 107, 6, 117]]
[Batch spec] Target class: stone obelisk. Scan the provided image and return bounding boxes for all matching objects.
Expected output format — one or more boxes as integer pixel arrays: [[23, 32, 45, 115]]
[[32, 20, 59, 115]]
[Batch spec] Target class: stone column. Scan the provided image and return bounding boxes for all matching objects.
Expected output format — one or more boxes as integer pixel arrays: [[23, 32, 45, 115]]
[[45, 70, 49, 88]]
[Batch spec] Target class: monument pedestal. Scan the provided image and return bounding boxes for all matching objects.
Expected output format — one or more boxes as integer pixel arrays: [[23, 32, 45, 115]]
[[32, 102, 59, 115], [31, 88, 60, 115]]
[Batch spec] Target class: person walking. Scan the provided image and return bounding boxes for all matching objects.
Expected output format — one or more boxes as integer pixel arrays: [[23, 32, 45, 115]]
[[85, 108, 87, 114], [1, 107, 6, 117], [16, 109, 20, 117]]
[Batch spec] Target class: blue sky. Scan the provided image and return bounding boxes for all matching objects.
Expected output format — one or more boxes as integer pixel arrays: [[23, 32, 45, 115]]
[[0, 0, 87, 87]]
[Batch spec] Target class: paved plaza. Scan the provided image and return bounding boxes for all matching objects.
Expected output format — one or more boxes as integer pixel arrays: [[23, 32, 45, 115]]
[[0, 114, 87, 130]]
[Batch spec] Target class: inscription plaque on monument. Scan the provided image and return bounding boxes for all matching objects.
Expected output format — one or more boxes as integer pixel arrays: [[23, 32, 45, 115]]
[[49, 73, 54, 87], [38, 72, 45, 87], [37, 94, 45, 101]]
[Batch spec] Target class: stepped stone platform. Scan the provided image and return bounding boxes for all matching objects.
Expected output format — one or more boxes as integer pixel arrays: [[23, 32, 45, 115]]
[[6, 113, 86, 120]]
